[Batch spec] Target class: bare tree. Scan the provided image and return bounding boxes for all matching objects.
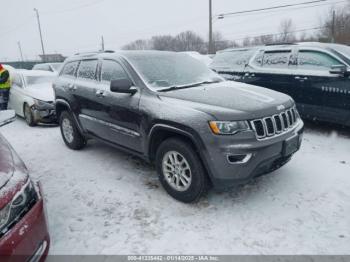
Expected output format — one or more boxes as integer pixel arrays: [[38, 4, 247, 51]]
[[242, 37, 252, 47], [174, 31, 205, 52], [122, 39, 152, 50], [318, 3, 350, 44], [151, 35, 177, 51], [250, 34, 275, 46], [212, 31, 238, 52], [278, 18, 296, 43]]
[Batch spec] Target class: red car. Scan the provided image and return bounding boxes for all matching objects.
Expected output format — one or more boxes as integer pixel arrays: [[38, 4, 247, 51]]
[[0, 110, 50, 262]]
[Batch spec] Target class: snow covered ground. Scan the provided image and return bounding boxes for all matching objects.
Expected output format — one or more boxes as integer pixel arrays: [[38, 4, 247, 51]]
[[1, 119, 350, 255]]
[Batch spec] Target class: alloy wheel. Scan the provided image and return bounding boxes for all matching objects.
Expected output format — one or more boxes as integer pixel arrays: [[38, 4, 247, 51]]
[[162, 151, 192, 192], [62, 118, 74, 143]]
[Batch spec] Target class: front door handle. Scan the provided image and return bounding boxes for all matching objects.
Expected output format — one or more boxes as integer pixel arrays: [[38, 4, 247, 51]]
[[295, 76, 308, 81], [95, 90, 106, 97]]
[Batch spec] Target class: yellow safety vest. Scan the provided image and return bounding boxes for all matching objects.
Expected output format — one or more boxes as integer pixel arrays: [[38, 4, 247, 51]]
[[0, 68, 11, 89]]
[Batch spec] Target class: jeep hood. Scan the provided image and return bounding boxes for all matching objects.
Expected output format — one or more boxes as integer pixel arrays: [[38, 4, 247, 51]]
[[158, 81, 294, 120], [25, 83, 55, 102]]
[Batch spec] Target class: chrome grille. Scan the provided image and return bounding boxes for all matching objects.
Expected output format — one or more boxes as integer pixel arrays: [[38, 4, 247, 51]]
[[251, 107, 299, 140]]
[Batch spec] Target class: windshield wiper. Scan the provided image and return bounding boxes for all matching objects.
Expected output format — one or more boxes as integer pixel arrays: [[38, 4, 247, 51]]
[[158, 80, 221, 92]]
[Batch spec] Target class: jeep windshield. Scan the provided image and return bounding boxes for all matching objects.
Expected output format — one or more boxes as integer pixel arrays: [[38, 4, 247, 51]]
[[125, 52, 223, 91]]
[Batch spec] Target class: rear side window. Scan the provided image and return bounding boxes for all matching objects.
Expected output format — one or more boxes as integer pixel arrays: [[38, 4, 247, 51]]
[[262, 51, 291, 69], [61, 61, 79, 77], [77, 60, 98, 80], [298, 50, 342, 71], [101, 60, 129, 82], [211, 49, 255, 71]]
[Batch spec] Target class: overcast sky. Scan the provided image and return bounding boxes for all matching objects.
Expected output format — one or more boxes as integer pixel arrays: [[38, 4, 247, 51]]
[[0, 0, 347, 61]]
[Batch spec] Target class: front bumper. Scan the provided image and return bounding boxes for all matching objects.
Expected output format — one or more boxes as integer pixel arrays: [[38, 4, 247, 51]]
[[0, 182, 50, 262], [31, 103, 57, 124], [202, 119, 304, 190]]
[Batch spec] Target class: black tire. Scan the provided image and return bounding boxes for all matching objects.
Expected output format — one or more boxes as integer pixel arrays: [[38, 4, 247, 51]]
[[155, 138, 210, 203], [59, 111, 86, 150], [23, 104, 37, 127]]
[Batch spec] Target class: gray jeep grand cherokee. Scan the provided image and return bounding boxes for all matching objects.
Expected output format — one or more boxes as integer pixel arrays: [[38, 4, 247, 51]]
[[54, 51, 304, 203]]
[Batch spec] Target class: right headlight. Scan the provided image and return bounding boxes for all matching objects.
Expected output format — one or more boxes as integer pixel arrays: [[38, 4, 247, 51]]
[[0, 179, 38, 235], [209, 121, 250, 135]]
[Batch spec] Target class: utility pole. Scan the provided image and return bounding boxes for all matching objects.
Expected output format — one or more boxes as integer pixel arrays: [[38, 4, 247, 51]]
[[209, 0, 214, 54], [101, 36, 105, 51], [331, 10, 336, 43], [17, 41, 24, 62], [34, 8, 46, 62]]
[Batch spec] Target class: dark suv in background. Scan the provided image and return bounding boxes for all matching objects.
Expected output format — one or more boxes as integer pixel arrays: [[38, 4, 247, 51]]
[[211, 42, 350, 127], [54, 51, 303, 203]]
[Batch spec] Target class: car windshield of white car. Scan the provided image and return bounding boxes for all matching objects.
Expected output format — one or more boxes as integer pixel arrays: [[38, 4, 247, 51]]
[[51, 63, 62, 71], [25, 76, 55, 86]]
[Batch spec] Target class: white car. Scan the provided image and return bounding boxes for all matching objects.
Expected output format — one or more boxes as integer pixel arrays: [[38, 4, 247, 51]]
[[8, 70, 57, 126], [32, 62, 62, 73]]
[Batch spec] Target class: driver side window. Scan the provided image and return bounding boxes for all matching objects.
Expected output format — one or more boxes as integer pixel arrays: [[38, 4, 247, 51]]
[[101, 60, 129, 83], [297, 50, 343, 71]]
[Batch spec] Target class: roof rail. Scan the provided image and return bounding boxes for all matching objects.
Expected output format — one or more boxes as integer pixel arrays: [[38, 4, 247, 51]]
[[265, 42, 296, 46], [74, 50, 115, 56]]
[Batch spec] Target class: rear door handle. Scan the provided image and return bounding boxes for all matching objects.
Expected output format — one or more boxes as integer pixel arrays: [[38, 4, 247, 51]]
[[295, 76, 308, 81]]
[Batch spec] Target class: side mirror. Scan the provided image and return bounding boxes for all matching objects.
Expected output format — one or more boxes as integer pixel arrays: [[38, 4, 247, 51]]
[[0, 110, 16, 127], [330, 65, 347, 75], [110, 79, 137, 94]]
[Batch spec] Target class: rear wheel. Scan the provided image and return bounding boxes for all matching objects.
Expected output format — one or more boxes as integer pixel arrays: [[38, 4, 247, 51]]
[[59, 111, 86, 150], [24, 104, 36, 127], [156, 138, 209, 203]]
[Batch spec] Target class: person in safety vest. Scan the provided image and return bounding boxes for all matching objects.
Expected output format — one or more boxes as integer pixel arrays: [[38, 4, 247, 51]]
[[0, 64, 11, 110]]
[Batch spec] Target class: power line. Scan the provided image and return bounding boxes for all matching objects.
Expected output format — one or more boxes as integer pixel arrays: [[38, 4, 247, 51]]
[[217, 0, 329, 18], [41, 0, 107, 16], [216, 0, 347, 20]]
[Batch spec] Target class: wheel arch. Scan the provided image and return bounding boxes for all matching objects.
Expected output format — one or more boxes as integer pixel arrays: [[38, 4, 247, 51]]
[[55, 99, 85, 134], [55, 99, 71, 119], [147, 124, 214, 187]]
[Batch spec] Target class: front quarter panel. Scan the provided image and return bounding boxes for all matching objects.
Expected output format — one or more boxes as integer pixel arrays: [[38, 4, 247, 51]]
[[140, 91, 213, 153]]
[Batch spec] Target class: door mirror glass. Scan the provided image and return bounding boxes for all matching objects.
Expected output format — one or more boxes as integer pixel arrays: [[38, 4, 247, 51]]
[[0, 110, 16, 127], [110, 79, 136, 94], [330, 65, 347, 75]]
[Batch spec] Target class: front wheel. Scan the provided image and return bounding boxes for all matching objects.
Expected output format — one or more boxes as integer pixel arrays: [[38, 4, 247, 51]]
[[59, 111, 86, 150], [155, 138, 210, 203]]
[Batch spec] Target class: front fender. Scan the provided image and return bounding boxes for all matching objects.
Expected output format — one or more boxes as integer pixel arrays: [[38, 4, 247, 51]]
[[146, 123, 215, 183], [55, 98, 85, 134]]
